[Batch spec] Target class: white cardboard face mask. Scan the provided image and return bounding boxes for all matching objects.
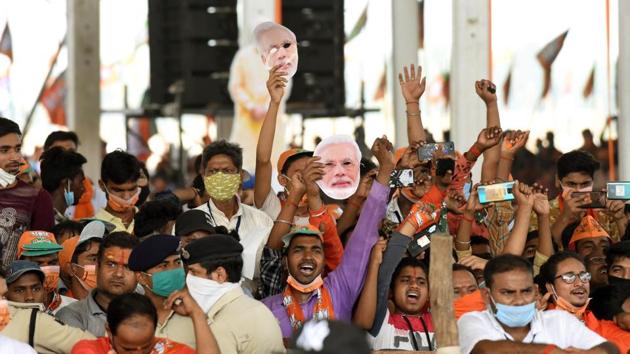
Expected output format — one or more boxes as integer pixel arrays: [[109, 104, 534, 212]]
[[0, 168, 16, 188], [313, 135, 361, 200]]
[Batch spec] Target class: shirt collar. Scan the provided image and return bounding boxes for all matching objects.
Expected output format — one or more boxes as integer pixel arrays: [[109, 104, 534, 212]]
[[207, 197, 244, 220], [88, 290, 107, 316]]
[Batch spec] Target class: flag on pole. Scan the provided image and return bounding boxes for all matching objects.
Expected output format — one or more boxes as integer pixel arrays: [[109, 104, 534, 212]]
[[418, 0, 425, 49], [583, 66, 595, 98], [537, 30, 568, 98], [503, 67, 512, 106], [41, 71, 66, 126], [0, 24, 12, 62], [373, 66, 386, 101], [346, 4, 367, 44]]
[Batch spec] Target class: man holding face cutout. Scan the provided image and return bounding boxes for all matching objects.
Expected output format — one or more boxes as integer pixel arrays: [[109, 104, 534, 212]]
[[228, 21, 297, 172]]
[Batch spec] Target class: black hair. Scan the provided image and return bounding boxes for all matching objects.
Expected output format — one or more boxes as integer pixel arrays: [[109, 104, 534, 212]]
[[51, 220, 84, 244], [100, 150, 141, 185], [590, 284, 630, 320], [0, 264, 6, 279], [452, 263, 476, 281], [107, 293, 157, 335], [193, 155, 203, 175], [538, 251, 584, 294], [71, 238, 102, 264], [97, 232, 139, 264], [281, 153, 311, 175], [133, 199, 181, 238], [484, 254, 533, 289], [470, 236, 490, 246], [0, 117, 21, 138], [557, 150, 600, 180], [526, 230, 539, 242], [390, 257, 428, 290], [43, 131, 79, 151], [201, 140, 242, 172], [360, 157, 377, 177], [40, 147, 87, 193], [197, 255, 243, 283], [607, 241, 630, 270]]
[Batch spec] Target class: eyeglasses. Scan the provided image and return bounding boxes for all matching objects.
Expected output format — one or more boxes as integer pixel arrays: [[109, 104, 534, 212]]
[[555, 271, 591, 284]]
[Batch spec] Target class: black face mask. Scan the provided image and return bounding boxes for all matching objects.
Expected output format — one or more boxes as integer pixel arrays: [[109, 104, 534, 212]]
[[608, 275, 630, 288], [436, 159, 455, 177]]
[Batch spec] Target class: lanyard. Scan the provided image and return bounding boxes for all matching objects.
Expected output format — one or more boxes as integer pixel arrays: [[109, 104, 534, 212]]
[[206, 201, 242, 234], [402, 314, 433, 351]]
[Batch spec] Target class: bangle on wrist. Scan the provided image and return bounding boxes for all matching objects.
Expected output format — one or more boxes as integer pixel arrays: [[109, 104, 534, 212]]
[[469, 145, 482, 159], [455, 240, 471, 245], [274, 219, 293, 226], [406, 111, 420, 117], [309, 205, 326, 217], [500, 154, 514, 161], [405, 101, 418, 105]]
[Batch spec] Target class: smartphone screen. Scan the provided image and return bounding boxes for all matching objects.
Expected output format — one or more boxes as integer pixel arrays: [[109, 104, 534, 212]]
[[571, 191, 606, 209], [607, 182, 630, 200], [407, 224, 436, 258], [389, 169, 414, 188], [417, 142, 455, 161], [478, 182, 515, 204]]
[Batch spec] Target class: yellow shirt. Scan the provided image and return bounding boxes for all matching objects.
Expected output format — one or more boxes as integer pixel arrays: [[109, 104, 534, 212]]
[[94, 208, 135, 234]]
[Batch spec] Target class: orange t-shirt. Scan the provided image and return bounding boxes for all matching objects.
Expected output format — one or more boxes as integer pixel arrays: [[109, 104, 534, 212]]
[[71, 337, 194, 354], [73, 178, 95, 220], [583, 311, 630, 354]]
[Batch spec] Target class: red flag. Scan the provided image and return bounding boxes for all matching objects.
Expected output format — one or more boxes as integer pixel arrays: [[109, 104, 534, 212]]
[[0, 24, 12, 62], [503, 67, 512, 106], [537, 30, 568, 98], [41, 71, 66, 126], [583, 66, 595, 98]]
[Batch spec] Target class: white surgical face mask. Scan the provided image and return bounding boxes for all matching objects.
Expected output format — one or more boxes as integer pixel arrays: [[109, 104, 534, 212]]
[[0, 168, 16, 188], [185, 274, 239, 314]]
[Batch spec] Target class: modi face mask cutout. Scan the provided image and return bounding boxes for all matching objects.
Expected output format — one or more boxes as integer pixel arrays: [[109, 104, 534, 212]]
[[254, 21, 299, 78], [314, 135, 362, 200]]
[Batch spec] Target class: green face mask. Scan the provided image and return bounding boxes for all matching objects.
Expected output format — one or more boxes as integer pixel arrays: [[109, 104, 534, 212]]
[[204, 172, 241, 201], [146, 267, 186, 297]]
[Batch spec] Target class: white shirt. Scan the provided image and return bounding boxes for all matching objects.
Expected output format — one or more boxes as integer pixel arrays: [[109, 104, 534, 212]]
[[195, 198, 273, 280], [386, 196, 405, 224], [368, 310, 435, 351], [0, 334, 37, 354], [458, 309, 606, 354], [259, 190, 310, 227]]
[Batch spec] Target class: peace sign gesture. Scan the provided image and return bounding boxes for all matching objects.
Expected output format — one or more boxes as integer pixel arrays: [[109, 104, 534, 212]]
[[399, 64, 427, 104]]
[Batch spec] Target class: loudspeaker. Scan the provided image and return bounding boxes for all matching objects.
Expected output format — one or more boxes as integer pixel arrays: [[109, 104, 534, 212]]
[[148, 0, 238, 110], [282, 0, 345, 116]]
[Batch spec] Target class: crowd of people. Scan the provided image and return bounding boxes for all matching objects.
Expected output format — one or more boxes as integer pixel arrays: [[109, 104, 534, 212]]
[[0, 24, 629, 354]]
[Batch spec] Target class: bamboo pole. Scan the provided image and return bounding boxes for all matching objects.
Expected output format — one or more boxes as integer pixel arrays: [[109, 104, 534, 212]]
[[429, 232, 459, 349]]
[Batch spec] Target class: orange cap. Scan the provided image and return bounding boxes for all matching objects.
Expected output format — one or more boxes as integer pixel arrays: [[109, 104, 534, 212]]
[[568, 215, 610, 250], [17, 231, 63, 258], [277, 149, 313, 175], [394, 147, 408, 166], [59, 236, 80, 273]]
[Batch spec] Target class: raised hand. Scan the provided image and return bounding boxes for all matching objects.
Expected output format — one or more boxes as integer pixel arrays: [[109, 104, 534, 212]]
[[474, 79, 497, 104], [604, 199, 626, 221], [399, 64, 427, 104], [458, 255, 488, 271], [267, 64, 288, 104], [369, 238, 388, 266], [465, 184, 486, 213], [475, 126, 503, 151], [399, 141, 424, 169], [532, 183, 550, 216], [354, 169, 377, 200], [501, 130, 530, 157], [513, 181, 535, 208], [446, 190, 466, 214], [288, 171, 307, 200], [371, 136, 395, 170], [302, 157, 324, 197]]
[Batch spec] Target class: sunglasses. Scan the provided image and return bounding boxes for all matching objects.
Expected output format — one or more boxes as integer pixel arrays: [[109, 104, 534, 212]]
[[555, 271, 591, 284]]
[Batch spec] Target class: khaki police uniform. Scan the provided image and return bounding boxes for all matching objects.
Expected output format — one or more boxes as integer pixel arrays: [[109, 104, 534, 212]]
[[155, 311, 196, 349], [207, 286, 285, 354], [0, 301, 94, 354]]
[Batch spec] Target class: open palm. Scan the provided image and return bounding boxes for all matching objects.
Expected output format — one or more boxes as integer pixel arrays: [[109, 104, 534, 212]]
[[399, 64, 426, 103]]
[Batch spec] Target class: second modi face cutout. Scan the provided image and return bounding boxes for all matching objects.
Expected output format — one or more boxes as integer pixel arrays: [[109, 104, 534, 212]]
[[254, 22, 299, 78], [314, 135, 361, 200]]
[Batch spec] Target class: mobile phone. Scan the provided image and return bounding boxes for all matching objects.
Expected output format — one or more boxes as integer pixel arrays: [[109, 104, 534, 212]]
[[571, 191, 606, 209], [408, 224, 437, 258], [389, 169, 414, 188], [478, 182, 515, 204], [607, 182, 630, 200], [417, 142, 455, 161]]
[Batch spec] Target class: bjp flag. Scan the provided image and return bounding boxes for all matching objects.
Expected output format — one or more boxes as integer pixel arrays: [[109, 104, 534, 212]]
[[537, 30, 568, 98]]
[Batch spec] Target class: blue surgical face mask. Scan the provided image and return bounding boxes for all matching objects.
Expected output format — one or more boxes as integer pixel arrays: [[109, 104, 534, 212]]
[[490, 295, 536, 328], [64, 180, 75, 206], [463, 182, 472, 200]]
